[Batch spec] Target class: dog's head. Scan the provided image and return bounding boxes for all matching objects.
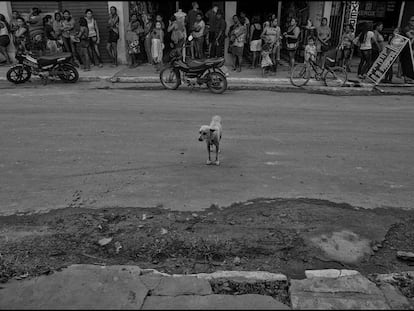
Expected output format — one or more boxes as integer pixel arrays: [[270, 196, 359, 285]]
[[198, 125, 216, 142]]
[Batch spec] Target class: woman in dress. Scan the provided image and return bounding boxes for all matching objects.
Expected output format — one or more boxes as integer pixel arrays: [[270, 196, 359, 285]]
[[107, 6, 120, 67], [62, 10, 81, 66], [261, 18, 281, 72], [353, 22, 379, 79], [151, 21, 164, 72]]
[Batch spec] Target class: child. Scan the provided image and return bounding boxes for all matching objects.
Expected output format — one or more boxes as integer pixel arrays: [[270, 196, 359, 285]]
[[304, 36, 317, 78], [261, 42, 273, 77], [151, 21, 164, 72], [77, 17, 91, 71]]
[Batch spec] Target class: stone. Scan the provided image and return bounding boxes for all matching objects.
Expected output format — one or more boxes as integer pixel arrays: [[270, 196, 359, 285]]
[[152, 276, 212, 296], [397, 251, 414, 261], [233, 257, 241, 265], [140, 274, 164, 291], [305, 269, 340, 279], [142, 294, 290, 310], [290, 274, 390, 310], [0, 264, 148, 309], [193, 270, 287, 282], [98, 237, 112, 246], [379, 283, 412, 310]]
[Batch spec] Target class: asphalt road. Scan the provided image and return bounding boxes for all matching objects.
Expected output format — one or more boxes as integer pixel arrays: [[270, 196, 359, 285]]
[[0, 85, 413, 215]]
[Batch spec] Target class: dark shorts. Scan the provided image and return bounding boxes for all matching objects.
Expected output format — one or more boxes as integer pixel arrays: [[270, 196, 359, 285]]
[[231, 46, 243, 56], [0, 35, 10, 47], [108, 30, 119, 43]]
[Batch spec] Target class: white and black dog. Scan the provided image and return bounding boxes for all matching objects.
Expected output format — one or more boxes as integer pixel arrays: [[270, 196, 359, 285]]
[[198, 116, 222, 165]]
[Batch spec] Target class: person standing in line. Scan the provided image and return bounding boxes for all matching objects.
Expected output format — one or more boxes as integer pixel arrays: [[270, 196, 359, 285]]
[[107, 6, 120, 67], [304, 36, 317, 79], [144, 14, 154, 65], [77, 17, 90, 71], [187, 1, 202, 58], [192, 12, 205, 59], [210, 10, 226, 58], [13, 16, 29, 56], [372, 22, 385, 63], [27, 8, 45, 56], [230, 15, 246, 72], [151, 20, 164, 72], [353, 22, 379, 79], [85, 9, 103, 68], [43, 15, 58, 54], [239, 11, 250, 63], [205, 5, 218, 57], [62, 10, 81, 66], [284, 18, 300, 72], [383, 27, 403, 83], [53, 12, 63, 51], [126, 13, 141, 68], [261, 18, 281, 73], [336, 23, 354, 72], [249, 16, 262, 69], [0, 14, 11, 64], [316, 17, 331, 69], [401, 15, 414, 83], [168, 10, 187, 51], [10, 11, 20, 36]]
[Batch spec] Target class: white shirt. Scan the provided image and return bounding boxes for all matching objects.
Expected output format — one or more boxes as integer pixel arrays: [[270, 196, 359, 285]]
[[360, 31, 374, 50], [87, 18, 97, 37]]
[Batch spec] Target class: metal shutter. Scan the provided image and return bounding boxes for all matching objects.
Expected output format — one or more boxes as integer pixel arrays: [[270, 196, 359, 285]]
[[60, 1, 110, 63], [11, 1, 59, 16]]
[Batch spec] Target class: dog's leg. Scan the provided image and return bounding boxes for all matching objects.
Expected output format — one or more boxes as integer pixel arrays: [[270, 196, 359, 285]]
[[214, 144, 220, 165], [206, 143, 212, 165]]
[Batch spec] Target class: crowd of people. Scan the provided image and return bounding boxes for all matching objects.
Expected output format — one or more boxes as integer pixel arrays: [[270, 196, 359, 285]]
[[0, 7, 120, 71], [1, 2, 414, 82]]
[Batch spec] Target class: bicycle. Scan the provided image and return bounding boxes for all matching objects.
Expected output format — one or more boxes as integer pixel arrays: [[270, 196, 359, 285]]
[[290, 57, 348, 87]]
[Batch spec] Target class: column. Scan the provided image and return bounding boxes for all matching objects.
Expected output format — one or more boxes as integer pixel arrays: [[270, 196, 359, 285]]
[[0, 1, 15, 61], [224, 1, 236, 66], [108, 1, 129, 64], [322, 1, 333, 25]]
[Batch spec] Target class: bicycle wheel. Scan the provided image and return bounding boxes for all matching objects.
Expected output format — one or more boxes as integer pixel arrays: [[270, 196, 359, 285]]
[[159, 66, 180, 90], [290, 64, 310, 87], [324, 66, 348, 87]]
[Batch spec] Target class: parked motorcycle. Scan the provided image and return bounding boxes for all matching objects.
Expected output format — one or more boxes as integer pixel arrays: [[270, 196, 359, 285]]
[[7, 52, 79, 84], [160, 36, 229, 94]]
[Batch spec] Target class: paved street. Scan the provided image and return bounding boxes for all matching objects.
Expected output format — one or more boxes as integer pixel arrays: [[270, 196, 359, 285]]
[[0, 86, 413, 215]]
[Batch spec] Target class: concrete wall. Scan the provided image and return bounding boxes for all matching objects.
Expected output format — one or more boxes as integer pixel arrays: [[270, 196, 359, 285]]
[[224, 1, 236, 66]]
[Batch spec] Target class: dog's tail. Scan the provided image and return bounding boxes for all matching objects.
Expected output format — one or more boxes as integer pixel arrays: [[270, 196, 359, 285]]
[[212, 115, 221, 123]]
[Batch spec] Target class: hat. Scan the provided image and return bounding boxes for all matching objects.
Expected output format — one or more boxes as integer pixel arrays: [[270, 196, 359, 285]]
[[174, 9, 186, 18]]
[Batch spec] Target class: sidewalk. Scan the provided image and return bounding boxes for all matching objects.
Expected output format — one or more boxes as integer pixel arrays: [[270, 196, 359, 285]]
[[0, 264, 412, 309], [0, 60, 413, 95]]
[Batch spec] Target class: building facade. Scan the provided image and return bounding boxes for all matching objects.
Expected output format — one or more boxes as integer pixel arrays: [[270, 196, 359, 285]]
[[0, 1, 412, 64]]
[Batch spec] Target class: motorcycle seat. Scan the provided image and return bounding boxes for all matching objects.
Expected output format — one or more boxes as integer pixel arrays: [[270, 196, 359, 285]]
[[38, 53, 72, 66], [186, 57, 224, 69]]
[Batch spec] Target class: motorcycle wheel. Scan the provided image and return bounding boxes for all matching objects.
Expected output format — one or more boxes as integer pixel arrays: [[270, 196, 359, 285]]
[[6, 65, 31, 84], [57, 64, 79, 83], [207, 72, 227, 94], [160, 66, 180, 90]]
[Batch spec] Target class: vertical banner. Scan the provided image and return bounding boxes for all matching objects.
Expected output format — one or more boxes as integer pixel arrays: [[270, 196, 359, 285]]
[[348, 1, 359, 32], [366, 34, 410, 85]]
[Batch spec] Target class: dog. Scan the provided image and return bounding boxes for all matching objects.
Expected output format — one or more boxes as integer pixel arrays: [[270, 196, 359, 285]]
[[198, 115, 222, 165]]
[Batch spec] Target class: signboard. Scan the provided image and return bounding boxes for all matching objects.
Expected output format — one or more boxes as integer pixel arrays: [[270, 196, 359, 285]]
[[348, 1, 360, 33], [366, 34, 411, 85]]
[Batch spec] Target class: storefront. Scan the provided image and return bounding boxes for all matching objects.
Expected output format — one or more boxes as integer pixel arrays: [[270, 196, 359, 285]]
[[9, 1, 111, 62]]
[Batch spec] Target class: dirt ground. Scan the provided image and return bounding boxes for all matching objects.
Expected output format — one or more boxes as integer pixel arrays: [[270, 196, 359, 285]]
[[1, 198, 414, 288]]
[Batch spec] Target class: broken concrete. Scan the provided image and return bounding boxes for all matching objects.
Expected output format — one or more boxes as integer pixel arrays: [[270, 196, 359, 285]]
[[290, 273, 390, 309], [151, 276, 213, 296], [190, 270, 287, 282], [141, 294, 290, 310], [0, 265, 148, 309]]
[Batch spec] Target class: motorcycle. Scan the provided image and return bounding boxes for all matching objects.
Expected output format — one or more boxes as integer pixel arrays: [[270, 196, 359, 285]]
[[159, 36, 229, 94], [7, 51, 79, 85]]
